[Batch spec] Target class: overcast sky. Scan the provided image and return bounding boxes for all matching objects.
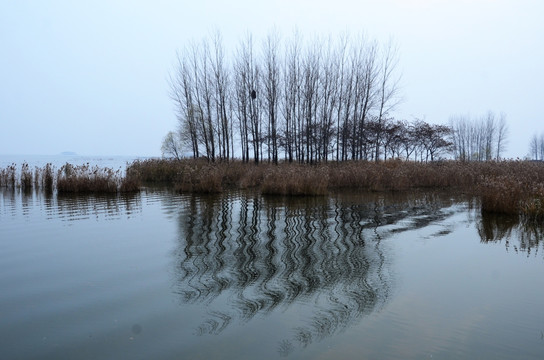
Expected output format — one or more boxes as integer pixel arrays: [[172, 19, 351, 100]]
[[1, 0, 542, 158]]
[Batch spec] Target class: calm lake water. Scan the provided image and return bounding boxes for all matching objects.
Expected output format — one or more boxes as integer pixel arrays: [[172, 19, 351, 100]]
[[1, 162, 544, 359]]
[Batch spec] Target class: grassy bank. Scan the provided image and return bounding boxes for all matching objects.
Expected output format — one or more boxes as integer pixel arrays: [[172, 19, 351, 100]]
[[126, 158, 544, 219]]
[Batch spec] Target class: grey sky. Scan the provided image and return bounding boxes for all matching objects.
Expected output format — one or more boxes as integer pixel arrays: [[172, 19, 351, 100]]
[[1, 0, 542, 157]]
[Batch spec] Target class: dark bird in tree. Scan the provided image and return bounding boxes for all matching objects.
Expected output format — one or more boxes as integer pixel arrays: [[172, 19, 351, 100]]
[[250, 89, 256, 99]]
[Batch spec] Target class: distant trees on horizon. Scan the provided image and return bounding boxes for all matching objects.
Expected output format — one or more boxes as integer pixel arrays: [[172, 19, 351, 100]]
[[164, 30, 508, 164], [529, 132, 544, 161], [448, 111, 509, 161]]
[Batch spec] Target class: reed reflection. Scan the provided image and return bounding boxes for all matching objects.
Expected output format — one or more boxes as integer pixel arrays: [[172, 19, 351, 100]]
[[0, 188, 142, 221], [172, 191, 460, 352], [0, 188, 17, 218], [477, 211, 544, 256], [56, 193, 142, 221]]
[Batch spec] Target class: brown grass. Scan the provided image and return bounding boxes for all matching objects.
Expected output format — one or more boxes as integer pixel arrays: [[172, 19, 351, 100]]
[[125, 158, 185, 183], [0, 162, 141, 193], [41, 163, 55, 193], [21, 163, 33, 191], [261, 164, 329, 196], [56, 163, 140, 193], [127, 158, 512, 193], [0, 164, 16, 188], [477, 161, 544, 220], [56, 163, 119, 193]]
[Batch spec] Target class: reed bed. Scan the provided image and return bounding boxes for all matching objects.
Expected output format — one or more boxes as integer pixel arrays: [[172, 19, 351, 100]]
[[41, 163, 55, 193], [261, 164, 329, 196], [57, 163, 119, 193], [20, 163, 33, 191], [125, 158, 544, 217], [477, 161, 544, 220], [56, 163, 140, 193], [3, 158, 544, 218], [0, 164, 17, 188], [125, 158, 183, 183], [125, 158, 522, 193], [0, 162, 140, 193]]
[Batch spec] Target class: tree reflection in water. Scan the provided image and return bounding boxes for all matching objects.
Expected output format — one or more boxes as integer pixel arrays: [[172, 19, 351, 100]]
[[477, 210, 544, 256], [170, 191, 461, 353]]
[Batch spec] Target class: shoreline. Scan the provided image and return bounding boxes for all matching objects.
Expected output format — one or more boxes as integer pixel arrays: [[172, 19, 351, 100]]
[[1, 158, 543, 219]]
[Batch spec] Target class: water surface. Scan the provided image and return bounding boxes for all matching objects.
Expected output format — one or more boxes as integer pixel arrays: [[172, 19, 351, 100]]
[[1, 188, 544, 359]]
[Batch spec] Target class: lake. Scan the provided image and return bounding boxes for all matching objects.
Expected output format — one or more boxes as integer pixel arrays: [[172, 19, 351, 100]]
[[1, 168, 544, 358]]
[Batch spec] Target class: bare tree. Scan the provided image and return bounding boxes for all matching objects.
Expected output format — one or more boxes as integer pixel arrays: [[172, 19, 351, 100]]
[[300, 37, 322, 164], [161, 131, 183, 160], [420, 123, 452, 161], [333, 33, 349, 161], [540, 133, 544, 161], [234, 33, 261, 163], [169, 52, 198, 158], [168, 30, 414, 164], [261, 30, 281, 164], [398, 121, 417, 160], [450, 112, 508, 161], [356, 38, 379, 160], [529, 133, 540, 160], [374, 39, 401, 162], [281, 31, 302, 163], [483, 111, 496, 161], [528, 132, 544, 161], [347, 35, 378, 161], [209, 31, 232, 161], [233, 43, 250, 162], [449, 115, 469, 161], [172, 39, 216, 161], [382, 119, 403, 160], [495, 112, 508, 160], [315, 35, 336, 162]]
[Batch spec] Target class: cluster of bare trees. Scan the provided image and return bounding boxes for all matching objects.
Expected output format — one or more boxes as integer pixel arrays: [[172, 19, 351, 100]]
[[165, 31, 454, 163], [529, 132, 544, 160], [168, 32, 234, 162], [352, 118, 452, 162], [448, 111, 508, 161]]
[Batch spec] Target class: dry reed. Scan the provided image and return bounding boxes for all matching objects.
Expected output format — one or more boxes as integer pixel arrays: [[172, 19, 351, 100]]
[[41, 163, 55, 193], [20, 163, 33, 191], [0, 164, 16, 188], [477, 161, 544, 220], [0, 162, 140, 193], [56, 163, 140, 193], [261, 164, 329, 196]]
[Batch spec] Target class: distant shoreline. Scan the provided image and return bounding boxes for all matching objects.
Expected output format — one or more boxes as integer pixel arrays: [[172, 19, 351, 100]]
[[0, 154, 156, 169]]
